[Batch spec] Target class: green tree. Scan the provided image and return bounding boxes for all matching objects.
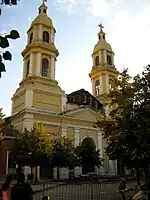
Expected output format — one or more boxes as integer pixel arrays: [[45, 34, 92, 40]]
[[50, 136, 75, 180], [0, 30, 20, 78], [97, 69, 138, 176], [11, 122, 52, 167], [74, 137, 102, 174]]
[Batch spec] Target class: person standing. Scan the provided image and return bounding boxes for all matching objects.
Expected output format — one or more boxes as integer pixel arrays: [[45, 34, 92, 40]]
[[10, 173, 34, 200], [1, 175, 12, 200]]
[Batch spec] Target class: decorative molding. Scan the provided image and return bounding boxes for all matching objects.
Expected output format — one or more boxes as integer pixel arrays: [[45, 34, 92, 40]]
[[14, 119, 97, 131]]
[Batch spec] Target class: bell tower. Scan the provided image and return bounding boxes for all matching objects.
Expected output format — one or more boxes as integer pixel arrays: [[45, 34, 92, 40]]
[[89, 24, 119, 112], [22, 1, 58, 80], [11, 1, 64, 131]]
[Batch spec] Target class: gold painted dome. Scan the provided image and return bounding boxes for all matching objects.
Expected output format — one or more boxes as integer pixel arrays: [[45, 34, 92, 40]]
[[31, 3, 54, 28], [93, 24, 113, 54], [93, 40, 112, 53]]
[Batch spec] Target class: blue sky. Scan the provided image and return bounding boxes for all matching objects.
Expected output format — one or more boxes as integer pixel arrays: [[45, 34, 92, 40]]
[[1, 0, 150, 116]]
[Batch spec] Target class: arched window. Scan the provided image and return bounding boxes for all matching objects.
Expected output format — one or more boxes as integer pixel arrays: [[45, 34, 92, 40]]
[[107, 55, 112, 65], [95, 80, 100, 96], [43, 31, 49, 43], [41, 58, 49, 77], [95, 56, 99, 66], [29, 33, 33, 44], [26, 60, 30, 77]]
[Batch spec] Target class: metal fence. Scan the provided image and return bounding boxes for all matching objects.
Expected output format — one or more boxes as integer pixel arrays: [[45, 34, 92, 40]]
[[32, 180, 136, 200]]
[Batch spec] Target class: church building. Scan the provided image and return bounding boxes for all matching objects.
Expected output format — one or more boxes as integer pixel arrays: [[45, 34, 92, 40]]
[[9, 1, 119, 176]]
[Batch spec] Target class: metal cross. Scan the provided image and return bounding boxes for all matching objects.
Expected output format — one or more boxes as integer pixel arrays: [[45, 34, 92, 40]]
[[42, 0, 47, 4], [99, 23, 104, 31]]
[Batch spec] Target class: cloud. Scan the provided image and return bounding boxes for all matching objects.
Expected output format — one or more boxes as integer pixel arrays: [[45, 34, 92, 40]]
[[55, 0, 150, 76]]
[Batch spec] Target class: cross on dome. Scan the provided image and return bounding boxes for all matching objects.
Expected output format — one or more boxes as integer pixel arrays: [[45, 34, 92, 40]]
[[99, 23, 104, 31], [42, 0, 47, 4]]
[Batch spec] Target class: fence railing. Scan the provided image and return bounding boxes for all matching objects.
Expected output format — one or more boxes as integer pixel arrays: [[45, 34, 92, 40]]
[[32, 180, 136, 200]]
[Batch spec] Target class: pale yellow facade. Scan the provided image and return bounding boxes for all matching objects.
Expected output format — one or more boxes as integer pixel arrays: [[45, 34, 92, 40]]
[[10, 3, 119, 175]]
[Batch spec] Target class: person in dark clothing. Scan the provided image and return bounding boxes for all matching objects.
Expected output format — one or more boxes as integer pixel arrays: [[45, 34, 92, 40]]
[[10, 173, 34, 200]]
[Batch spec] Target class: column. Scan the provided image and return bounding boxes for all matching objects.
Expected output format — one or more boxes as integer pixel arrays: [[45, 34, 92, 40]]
[[50, 28, 54, 43], [36, 53, 41, 76], [29, 53, 33, 75], [62, 125, 67, 136], [74, 128, 82, 176], [25, 89, 33, 107], [98, 131, 104, 174], [100, 74, 103, 94], [51, 57, 55, 80], [74, 128, 80, 147], [39, 25, 43, 40], [98, 132, 103, 158]]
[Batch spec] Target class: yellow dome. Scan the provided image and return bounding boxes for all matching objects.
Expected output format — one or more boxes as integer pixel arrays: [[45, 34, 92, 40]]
[[31, 14, 54, 28], [93, 40, 113, 54]]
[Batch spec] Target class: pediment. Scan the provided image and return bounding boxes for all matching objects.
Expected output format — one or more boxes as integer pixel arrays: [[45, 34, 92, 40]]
[[65, 107, 103, 122]]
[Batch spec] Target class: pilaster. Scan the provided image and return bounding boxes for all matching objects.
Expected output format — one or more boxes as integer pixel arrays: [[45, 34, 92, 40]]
[[62, 125, 67, 136], [23, 113, 34, 131], [25, 89, 33, 108]]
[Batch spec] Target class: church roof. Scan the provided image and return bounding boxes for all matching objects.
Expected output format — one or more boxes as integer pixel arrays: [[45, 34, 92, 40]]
[[67, 88, 105, 116]]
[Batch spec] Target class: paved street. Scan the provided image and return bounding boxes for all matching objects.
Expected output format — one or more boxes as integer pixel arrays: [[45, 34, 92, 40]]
[[33, 181, 137, 200]]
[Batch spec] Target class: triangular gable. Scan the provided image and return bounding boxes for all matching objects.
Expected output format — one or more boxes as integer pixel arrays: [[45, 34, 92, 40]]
[[65, 107, 103, 122]]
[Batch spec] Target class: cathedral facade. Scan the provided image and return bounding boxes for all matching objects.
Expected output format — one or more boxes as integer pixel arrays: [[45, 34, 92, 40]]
[[10, 2, 119, 175]]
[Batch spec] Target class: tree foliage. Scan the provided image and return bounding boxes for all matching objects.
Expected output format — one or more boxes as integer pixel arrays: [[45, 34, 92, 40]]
[[0, 30, 20, 78], [75, 137, 102, 173], [50, 136, 76, 169], [11, 122, 52, 166], [0, 0, 20, 78], [97, 66, 150, 176]]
